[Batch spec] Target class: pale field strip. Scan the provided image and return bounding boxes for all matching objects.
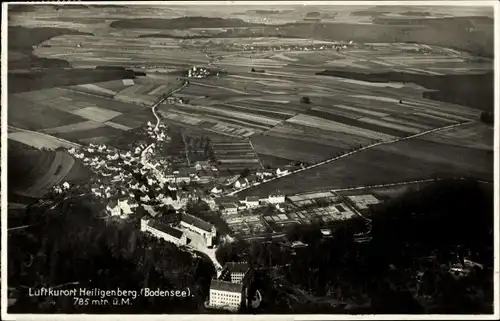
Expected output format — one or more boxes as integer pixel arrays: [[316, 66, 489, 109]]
[[414, 112, 459, 124], [271, 53, 299, 62], [39, 120, 106, 135], [406, 68, 445, 76], [9, 132, 64, 150], [381, 116, 433, 130], [333, 77, 405, 88], [180, 104, 282, 126], [331, 104, 390, 118], [79, 136, 113, 144], [351, 94, 477, 120], [395, 113, 451, 128], [350, 94, 401, 104], [114, 93, 156, 106], [202, 114, 269, 131], [218, 159, 260, 164], [256, 89, 290, 95], [409, 99, 481, 118], [419, 109, 474, 122], [77, 84, 117, 96], [286, 114, 395, 141], [158, 111, 204, 125], [225, 103, 297, 117], [357, 117, 422, 134], [249, 97, 291, 104], [148, 84, 170, 96], [104, 121, 134, 131], [70, 106, 122, 123]]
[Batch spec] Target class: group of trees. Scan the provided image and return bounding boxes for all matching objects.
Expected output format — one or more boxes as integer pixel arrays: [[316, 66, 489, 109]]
[[185, 135, 215, 162], [480, 111, 494, 125], [215, 179, 494, 314]]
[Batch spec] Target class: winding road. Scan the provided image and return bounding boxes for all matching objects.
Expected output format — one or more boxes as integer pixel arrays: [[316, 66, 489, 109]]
[[139, 79, 224, 276]]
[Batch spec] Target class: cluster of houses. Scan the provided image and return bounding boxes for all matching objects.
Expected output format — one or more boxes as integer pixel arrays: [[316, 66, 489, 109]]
[[208, 262, 254, 311], [67, 138, 217, 219], [236, 41, 354, 53], [216, 192, 286, 215], [187, 65, 211, 79], [140, 211, 217, 248]]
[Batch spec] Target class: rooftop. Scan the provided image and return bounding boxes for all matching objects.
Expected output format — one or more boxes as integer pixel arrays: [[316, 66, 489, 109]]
[[147, 220, 184, 239], [181, 213, 214, 232], [222, 203, 237, 209], [210, 279, 243, 293], [246, 196, 260, 202]]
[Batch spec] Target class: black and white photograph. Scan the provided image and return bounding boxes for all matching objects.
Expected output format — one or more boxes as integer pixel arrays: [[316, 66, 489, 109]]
[[1, 1, 498, 318]]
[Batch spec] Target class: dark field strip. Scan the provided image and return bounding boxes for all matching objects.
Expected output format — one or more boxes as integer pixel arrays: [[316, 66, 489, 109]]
[[8, 97, 87, 131], [305, 109, 408, 137], [251, 134, 347, 163], [240, 100, 307, 113], [18, 151, 56, 191], [391, 113, 449, 128], [60, 90, 145, 113], [57, 126, 125, 141], [112, 111, 155, 128], [259, 153, 297, 167]]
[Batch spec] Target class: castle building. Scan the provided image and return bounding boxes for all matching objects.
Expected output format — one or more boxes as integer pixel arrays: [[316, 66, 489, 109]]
[[140, 218, 187, 246], [179, 213, 217, 247]]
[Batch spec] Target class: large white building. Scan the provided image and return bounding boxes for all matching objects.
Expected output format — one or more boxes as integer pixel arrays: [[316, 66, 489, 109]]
[[209, 279, 245, 311], [268, 193, 285, 204], [140, 218, 187, 246]]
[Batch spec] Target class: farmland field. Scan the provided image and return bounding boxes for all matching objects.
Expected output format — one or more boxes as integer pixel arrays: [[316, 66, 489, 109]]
[[237, 137, 493, 197], [8, 5, 493, 198]]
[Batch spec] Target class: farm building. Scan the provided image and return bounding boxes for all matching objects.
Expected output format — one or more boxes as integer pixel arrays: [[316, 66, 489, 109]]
[[221, 203, 238, 215], [234, 178, 250, 189], [244, 196, 260, 209]]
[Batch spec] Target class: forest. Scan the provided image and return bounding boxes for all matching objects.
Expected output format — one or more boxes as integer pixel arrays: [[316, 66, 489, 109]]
[[216, 179, 494, 314]]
